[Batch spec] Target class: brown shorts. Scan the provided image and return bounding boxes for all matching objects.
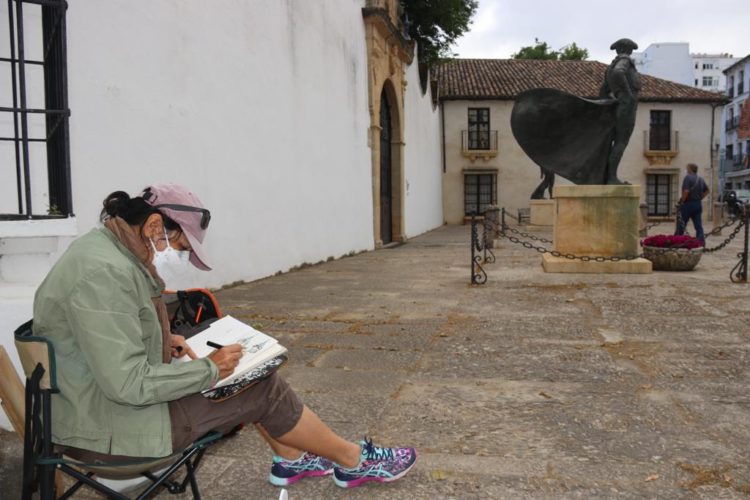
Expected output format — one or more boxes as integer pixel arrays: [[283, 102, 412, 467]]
[[57, 372, 303, 462], [169, 371, 303, 451]]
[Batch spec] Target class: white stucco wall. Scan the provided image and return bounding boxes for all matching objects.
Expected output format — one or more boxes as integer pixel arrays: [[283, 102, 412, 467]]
[[403, 58, 443, 237], [442, 99, 721, 224], [65, 0, 373, 289]]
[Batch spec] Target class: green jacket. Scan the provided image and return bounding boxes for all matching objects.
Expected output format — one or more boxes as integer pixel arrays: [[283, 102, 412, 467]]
[[33, 227, 218, 457]]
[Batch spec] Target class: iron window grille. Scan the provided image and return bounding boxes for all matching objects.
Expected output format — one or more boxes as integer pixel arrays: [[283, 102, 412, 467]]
[[2, 0, 71, 220], [467, 108, 490, 150], [646, 174, 672, 216], [464, 173, 496, 215], [648, 110, 671, 151]]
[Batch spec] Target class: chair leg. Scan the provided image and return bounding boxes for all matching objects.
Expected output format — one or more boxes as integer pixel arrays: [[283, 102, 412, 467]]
[[59, 464, 129, 500], [39, 464, 56, 500], [185, 458, 201, 500], [179, 448, 207, 493], [136, 447, 200, 500], [39, 391, 55, 499]]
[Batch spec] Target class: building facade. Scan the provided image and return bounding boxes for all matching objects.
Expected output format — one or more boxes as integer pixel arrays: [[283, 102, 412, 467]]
[[434, 59, 725, 225], [632, 43, 737, 92], [720, 55, 750, 190], [633, 42, 693, 86], [692, 53, 738, 93]]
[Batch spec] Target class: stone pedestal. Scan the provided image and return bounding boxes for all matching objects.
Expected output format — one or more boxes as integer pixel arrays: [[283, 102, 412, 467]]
[[529, 199, 554, 226], [542, 185, 652, 274]]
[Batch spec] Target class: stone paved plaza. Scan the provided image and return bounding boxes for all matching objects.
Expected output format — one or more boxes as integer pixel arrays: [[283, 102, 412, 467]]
[[2, 223, 750, 499]]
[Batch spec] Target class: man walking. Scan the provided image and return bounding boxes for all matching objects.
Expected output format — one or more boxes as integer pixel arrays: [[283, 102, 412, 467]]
[[675, 163, 709, 242]]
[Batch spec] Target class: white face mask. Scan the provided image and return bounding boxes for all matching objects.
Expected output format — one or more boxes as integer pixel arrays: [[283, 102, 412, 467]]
[[150, 229, 191, 287]]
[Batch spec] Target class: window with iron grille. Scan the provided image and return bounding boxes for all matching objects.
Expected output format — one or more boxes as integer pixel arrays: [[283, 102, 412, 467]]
[[1, 0, 71, 219], [649, 110, 671, 151], [464, 173, 495, 215], [467, 108, 490, 150], [646, 174, 672, 216]]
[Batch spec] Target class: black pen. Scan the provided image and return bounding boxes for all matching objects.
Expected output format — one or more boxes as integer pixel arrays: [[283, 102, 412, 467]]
[[206, 341, 224, 350]]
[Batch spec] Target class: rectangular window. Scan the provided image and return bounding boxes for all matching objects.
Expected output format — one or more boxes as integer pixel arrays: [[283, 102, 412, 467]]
[[646, 174, 672, 216], [2, 0, 71, 219], [464, 173, 496, 215], [467, 108, 490, 150], [649, 110, 671, 151], [703, 63, 714, 70], [702, 76, 713, 87], [694, 78, 698, 86], [739, 70, 745, 94], [726, 144, 734, 159]]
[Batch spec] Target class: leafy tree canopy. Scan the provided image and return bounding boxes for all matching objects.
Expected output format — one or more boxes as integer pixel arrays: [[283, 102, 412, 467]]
[[512, 39, 589, 61], [559, 43, 589, 61], [403, 0, 479, 68]]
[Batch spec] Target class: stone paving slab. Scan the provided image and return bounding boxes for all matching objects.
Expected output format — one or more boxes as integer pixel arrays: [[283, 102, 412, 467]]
[[2, 223, 750, 499]]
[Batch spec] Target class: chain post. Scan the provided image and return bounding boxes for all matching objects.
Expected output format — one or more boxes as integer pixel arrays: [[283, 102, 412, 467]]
[[483, 216, 488, 263], [469, 213, 488, 285], [470, 214, 477, 283], [742, 210, 749, 283]]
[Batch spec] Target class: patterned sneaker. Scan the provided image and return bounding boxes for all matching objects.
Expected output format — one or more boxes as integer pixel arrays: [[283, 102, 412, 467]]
[[333, 438, 417, 488], [269, 452, 334, 486]]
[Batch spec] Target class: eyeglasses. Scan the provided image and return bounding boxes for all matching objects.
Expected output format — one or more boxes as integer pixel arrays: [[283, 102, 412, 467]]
[[154, 204, 211, 229]]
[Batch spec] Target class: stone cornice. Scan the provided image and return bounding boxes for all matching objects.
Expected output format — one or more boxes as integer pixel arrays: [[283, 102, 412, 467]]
[[362, 7, 414, 65]]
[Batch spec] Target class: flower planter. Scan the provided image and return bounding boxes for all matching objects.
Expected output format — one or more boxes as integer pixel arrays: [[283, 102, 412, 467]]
[[642, 245, 703, 271]]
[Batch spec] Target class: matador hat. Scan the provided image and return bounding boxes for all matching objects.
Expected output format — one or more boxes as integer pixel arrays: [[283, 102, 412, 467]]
[[610, 38, 638, 52]]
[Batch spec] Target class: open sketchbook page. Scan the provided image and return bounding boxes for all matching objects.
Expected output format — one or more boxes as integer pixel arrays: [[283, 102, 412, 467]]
[[176, 315, 287, 388]]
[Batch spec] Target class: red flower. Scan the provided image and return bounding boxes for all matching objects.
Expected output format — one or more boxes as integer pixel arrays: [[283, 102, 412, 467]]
[[642, 234, 703, 249]]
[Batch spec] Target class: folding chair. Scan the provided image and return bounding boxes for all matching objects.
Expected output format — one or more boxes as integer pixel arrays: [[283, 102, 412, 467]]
[[14, 320, 223, 500]]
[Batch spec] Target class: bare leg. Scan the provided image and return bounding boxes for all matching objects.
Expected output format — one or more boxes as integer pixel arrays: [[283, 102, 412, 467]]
[[255, 423, 303, 460], [260, 405, 360, 468]]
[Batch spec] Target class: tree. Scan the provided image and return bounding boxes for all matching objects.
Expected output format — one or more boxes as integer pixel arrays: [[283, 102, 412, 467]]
[[512, 39, 589, 61], [559, 43, 589, 61], [402, 0, 479, 68], [512, 38, 559, 60]]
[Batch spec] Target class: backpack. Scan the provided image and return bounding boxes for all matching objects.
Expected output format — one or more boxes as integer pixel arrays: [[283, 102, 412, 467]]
[[163, 288, 222, 338]]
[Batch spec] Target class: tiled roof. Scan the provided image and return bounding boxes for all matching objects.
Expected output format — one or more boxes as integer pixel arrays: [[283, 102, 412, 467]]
[[434, 59, 727, 103]]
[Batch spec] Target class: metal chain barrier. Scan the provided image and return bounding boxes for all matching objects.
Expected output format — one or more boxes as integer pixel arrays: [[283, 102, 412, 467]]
[[502, 224, 553, 244], [470, 205, 749, 284]]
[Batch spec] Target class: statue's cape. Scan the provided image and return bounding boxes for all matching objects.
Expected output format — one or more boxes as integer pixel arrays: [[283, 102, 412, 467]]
[[511, 88, 617, 185]]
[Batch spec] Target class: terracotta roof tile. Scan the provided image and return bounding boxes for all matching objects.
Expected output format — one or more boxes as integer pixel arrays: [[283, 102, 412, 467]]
[[434, 59, 727, 103]]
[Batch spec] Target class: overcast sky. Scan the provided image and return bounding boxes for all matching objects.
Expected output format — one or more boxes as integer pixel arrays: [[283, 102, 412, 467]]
[[453, 0, 750, 63]]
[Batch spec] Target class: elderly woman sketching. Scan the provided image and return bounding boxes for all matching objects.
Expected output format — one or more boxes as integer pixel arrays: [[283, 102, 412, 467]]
[[32, 183, 416, 489]]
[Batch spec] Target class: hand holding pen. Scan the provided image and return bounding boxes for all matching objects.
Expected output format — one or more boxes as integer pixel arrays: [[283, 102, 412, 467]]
[[206, 341, 242, 379]]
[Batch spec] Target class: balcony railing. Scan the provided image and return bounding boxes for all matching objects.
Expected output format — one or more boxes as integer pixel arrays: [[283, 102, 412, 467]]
[[461, 130, 499, 161], [642, 130, 679, 165], [726, 116, 741, 131], [721, 156, 749, 174]]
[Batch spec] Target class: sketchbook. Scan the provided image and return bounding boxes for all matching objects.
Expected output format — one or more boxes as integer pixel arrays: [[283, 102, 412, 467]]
[[177, 315, 288, 393]]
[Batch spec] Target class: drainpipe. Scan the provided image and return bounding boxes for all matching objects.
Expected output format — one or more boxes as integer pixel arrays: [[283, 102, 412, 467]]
[[709, 102, 720, 220], [441, 100, 446, 173]]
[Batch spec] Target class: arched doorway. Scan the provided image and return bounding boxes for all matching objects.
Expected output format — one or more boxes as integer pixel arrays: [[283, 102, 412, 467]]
[[379, 89, 393, 244]]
